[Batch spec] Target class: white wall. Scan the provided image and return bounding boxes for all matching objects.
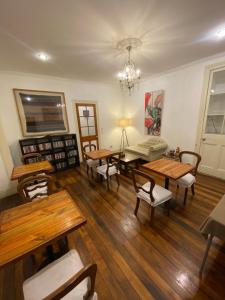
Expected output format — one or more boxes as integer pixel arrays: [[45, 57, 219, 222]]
[[0, 118, 17, 197], [123, 53, 225, 152], [0, 72, 122, 198], [0, 72, 122, 166]]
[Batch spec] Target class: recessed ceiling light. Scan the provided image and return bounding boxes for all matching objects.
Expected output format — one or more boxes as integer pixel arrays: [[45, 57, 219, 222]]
[[26, 96, 31, 101], [36, 52, 50, 61], [216, 28, 225, 39]]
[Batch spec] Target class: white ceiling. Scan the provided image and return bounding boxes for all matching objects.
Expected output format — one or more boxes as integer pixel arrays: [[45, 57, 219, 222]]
[[1, 0, 225, 82]]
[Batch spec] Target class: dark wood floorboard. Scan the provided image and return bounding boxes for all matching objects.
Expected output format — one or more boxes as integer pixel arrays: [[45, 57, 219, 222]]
[[1, 165, 225, 299]]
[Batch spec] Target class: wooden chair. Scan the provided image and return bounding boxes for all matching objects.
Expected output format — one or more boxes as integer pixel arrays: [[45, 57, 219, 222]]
[[132, 169, 172, 224], [96, 152, 121, 190], [17, 174, 54, 203], [83, 144, 99, 177], [176, 151, 201, 205], [23, 249, 98, 300], [21, 153, 43, 164]]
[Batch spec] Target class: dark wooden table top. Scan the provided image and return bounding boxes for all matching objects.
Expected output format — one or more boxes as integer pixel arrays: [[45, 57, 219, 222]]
[[0, 190, 86, 268], [11, 160, 53, 180], [142, 158, 194, 180], [85, 149, 117, 160], [118, 152, 140, 163]]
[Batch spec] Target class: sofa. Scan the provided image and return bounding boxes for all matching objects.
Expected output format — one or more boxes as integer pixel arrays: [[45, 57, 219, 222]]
[[125, 137, 168, 161]]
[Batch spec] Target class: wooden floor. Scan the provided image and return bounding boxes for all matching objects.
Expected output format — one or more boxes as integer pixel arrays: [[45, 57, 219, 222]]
[[1, 164, 225, 299]]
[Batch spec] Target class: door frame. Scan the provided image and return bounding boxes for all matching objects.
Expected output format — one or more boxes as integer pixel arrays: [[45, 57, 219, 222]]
[[73, 100, 101, 161], [195, 60, 225, 154]]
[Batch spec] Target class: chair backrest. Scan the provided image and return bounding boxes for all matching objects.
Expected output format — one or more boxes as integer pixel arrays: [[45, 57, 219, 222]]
[[83, 144, 97, 160], [40, 263, 97, 300], [17, 174, 54, 203], [179, 151, 201, 176], [21, 153, 43, 164], [132, 169, 156, 203]]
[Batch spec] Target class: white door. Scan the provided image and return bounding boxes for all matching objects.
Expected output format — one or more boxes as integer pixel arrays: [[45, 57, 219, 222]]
[[199, 67, 225, 179]]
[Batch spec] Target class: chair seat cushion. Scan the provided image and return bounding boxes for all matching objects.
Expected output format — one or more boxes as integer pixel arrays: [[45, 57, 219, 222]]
[[87, 159, 99, 167], [177, 173, 196, 187], [23, 249, 97, 300], [96, 164, 119, 179], [137, 182, 172, 207]]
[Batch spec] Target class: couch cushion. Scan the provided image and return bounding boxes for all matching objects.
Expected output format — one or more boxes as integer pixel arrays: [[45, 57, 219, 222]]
[[137, 182, 172, 207], [23, 249, 97, 300], [125, 145, 150, 157]]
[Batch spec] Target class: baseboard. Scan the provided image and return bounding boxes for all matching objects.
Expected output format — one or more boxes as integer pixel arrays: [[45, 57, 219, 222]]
[[0, 185, 17, 199]]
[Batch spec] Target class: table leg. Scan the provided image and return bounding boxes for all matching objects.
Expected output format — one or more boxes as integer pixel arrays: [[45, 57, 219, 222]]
[[46, 245, 54, 262], [165, 177, 169, 189], [164, 177, 177, 209], [200, 234, 213, 275]]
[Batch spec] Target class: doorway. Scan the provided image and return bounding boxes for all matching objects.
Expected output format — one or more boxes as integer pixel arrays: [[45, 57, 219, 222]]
[[75, 103, 99, 159], [197, 63, 225, 179]]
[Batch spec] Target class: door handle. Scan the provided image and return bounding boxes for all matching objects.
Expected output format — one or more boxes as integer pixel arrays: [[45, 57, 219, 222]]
[[202, 138, 206, 141]]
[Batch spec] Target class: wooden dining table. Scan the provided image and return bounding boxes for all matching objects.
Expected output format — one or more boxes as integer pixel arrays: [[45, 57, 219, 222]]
[[85, 149, 118, 165], [11, 160, 53, 181], [0, 190, 86, 268], [142, 158, 194, 207]]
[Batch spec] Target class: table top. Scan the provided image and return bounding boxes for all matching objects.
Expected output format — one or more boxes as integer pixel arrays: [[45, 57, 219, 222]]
[[200, 194, 225, 240], [119, 152, 140, 163], [11, 160, 53, 180], [142, 158, 194, 180], [85, 149, 118, 160], [0, 190, 86, 268]]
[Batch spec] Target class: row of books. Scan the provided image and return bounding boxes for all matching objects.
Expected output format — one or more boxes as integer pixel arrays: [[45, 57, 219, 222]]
[[43, 154, 53, 161], [65, 139, 75, 146], [23, 140, 77, 153], [53, 141, 64, 148], [67, 149, 78, 157], [23, 145, 38, 154], [55, 161, 67, 169], [54, 152, 66, 160], [38, 142, 52, 151], [68, 157, 77, 165]]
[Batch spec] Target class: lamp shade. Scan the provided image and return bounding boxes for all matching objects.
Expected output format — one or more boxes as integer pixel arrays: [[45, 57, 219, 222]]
[[117, 118, 131, 127]]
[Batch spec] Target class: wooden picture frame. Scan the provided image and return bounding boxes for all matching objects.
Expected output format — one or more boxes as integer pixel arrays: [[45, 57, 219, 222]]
[[14, 89, 69, 137]]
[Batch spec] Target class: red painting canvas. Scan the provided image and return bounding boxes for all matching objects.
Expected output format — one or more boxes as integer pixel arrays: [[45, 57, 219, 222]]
[[144, 90, 164, 136]]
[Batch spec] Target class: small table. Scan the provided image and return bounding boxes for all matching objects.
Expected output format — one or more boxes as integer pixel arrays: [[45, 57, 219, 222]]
[[85, 149, 118, 164], [142, 158, 194, 207], [11, 160, 53, 181], [0, 190, 86, 268], [199, 195, 225, 274], [116, 152, 140, 175]]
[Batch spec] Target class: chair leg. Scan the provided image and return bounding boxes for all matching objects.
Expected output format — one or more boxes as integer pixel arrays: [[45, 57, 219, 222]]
[[150, 206, 155, 225], [134, 198, 140, 215], [106, 177, 110, 190], [86, 165, 89, 176], [166, 200, 170, 216], [91, 167, 93, 178], [191, 184, 195, 196], [116, 173, 120, 187], [184, 188, 188, 205]]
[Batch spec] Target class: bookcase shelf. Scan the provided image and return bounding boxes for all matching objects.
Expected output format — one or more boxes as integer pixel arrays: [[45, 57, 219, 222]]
[[19, 134, 80, 172]]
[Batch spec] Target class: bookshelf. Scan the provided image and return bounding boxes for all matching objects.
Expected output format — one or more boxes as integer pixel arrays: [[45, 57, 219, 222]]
[[19, 134, 80, 172]]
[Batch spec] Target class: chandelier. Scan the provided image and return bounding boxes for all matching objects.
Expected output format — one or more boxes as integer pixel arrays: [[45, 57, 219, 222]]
[[117, 38, 142, 94]]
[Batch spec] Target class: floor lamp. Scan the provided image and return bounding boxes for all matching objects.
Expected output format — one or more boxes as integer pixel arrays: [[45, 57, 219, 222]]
[[118, 118, 130, 157]]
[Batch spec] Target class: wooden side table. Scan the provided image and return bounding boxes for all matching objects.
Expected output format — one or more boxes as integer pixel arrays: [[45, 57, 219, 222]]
[[116, 152, 140, 175]]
